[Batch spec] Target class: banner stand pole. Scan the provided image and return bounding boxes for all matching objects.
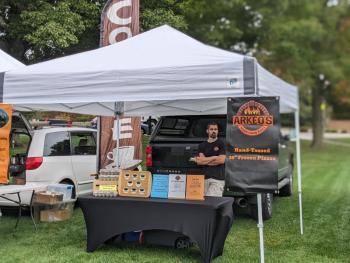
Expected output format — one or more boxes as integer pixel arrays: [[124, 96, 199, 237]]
[[114, 102, 120, 171], [257, 193, 265, 263], [96, 116, 101, 173]]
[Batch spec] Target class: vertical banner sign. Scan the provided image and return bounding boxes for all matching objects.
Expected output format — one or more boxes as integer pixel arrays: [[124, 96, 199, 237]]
[[99, 0, 141, 168], [225, 97, 280, 193], [0, 104, 12, 184]]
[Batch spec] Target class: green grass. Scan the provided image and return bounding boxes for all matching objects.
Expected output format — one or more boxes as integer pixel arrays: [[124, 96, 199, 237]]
[[1, 140, 349, 262]]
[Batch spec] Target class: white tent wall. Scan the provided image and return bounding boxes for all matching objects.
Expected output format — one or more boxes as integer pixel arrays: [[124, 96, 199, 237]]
[[4, 60, 298, 116]]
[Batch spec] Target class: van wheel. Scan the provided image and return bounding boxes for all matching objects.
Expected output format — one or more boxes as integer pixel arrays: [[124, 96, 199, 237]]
[[59, 180, 76, 199], [250, 193, 273, 221]]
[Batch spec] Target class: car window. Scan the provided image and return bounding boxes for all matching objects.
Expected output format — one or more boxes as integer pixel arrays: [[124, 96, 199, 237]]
[[44, 132, 71, 156], [158, 118, 190, 136], [71, 132, 96, 155]]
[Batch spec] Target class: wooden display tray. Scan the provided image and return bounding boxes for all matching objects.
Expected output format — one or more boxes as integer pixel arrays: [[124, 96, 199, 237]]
[[118, 170, 152, 198]]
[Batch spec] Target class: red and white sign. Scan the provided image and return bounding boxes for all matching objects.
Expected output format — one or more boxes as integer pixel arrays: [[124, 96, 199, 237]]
[[100, 0, 139, 46]]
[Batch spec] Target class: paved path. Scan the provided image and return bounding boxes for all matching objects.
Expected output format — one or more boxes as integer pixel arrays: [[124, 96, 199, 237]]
[[299, 132, 350, 140], [323, 139, 350, 147]]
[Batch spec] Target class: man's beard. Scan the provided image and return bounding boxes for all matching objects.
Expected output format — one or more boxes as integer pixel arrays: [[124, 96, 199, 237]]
[[210, 133, 217, 139]]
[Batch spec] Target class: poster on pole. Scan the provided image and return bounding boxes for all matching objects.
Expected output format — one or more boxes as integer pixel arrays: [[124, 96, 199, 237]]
[[225, 97, 280, 193], [0, 104, 12, 184], [99, 0, 142, 169]]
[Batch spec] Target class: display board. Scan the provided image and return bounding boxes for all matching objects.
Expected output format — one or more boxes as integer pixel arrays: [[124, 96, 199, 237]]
[[118, 170, 152, 198], [168, 174, 186, 199], [186, 175, 205, 200], [151, 174, 169, 198], [0, 104, 12, 184], [225, 97, 280, 193]]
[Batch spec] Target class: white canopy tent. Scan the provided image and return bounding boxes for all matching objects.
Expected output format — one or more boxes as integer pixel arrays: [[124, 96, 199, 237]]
[[1, 25, 297, 115], [0, 49, 25, 88], [0, 25, 303, 234]]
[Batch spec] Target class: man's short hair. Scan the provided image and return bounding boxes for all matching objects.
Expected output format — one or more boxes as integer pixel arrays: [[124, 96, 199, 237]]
[[207, 121, 219, 130]]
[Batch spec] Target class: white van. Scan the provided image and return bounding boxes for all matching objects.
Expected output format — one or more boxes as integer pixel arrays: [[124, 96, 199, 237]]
[[0, 114, 96, 206], [26, 127, 97, 197]]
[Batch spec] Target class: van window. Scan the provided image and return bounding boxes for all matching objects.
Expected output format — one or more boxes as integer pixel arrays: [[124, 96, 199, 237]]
[[71, 132, 96, 155], [44, 132, 71, 156]]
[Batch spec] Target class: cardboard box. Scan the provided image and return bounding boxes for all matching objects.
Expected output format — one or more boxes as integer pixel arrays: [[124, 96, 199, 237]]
[[34, 199, 75, 222], [93, 179, 118, 197], [168, 174, 186, 199], [33, 191, 63, 205], [186, 175, 205, 200], [40, 208, 72, 222]]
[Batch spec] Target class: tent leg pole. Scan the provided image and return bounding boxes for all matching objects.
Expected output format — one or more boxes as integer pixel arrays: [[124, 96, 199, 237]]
[[114, 103, 120, 171], [257, 193, 265, 263], [96, 116, 101, 173], [295, 111, 304, 235]]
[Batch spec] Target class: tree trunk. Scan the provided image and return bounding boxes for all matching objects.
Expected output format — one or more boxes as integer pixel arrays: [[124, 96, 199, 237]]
[[311, 86, 325, 148]]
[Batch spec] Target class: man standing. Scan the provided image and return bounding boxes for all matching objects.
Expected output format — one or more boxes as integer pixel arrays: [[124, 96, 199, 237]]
[[193, 122, 226, 197]]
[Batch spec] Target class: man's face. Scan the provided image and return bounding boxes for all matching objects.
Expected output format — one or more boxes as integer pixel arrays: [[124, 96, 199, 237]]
[[207, 125, 218, 139]]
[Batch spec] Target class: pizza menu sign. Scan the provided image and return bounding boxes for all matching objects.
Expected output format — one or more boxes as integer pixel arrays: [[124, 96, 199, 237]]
[[225, 97, 280, 193]]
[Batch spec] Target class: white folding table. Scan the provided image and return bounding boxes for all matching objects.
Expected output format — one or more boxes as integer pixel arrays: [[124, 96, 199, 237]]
[[0, 183, 47, 229]]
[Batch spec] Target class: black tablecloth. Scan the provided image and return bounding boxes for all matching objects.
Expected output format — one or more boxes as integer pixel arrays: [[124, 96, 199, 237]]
[[78, 195, 234, 263]]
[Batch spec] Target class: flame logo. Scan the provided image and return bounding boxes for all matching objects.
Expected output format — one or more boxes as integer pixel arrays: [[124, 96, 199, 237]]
[[243, 107, 261, 116]]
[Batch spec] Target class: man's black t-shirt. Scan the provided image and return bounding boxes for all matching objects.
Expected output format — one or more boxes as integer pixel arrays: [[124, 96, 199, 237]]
[[198, 139, 226, 180]]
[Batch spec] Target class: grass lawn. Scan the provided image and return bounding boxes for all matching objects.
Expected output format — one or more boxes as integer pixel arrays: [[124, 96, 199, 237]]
[[0, 140, 349, 263]]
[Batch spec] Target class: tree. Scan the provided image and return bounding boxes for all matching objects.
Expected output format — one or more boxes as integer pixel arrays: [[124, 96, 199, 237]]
[[0, 0, 188, 123], [140, 0, 187, 32], [0, 0, 188, 63], [0, 1, 103, 63], [248, 0, 349, 148], [181, 0, 349, 147]]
